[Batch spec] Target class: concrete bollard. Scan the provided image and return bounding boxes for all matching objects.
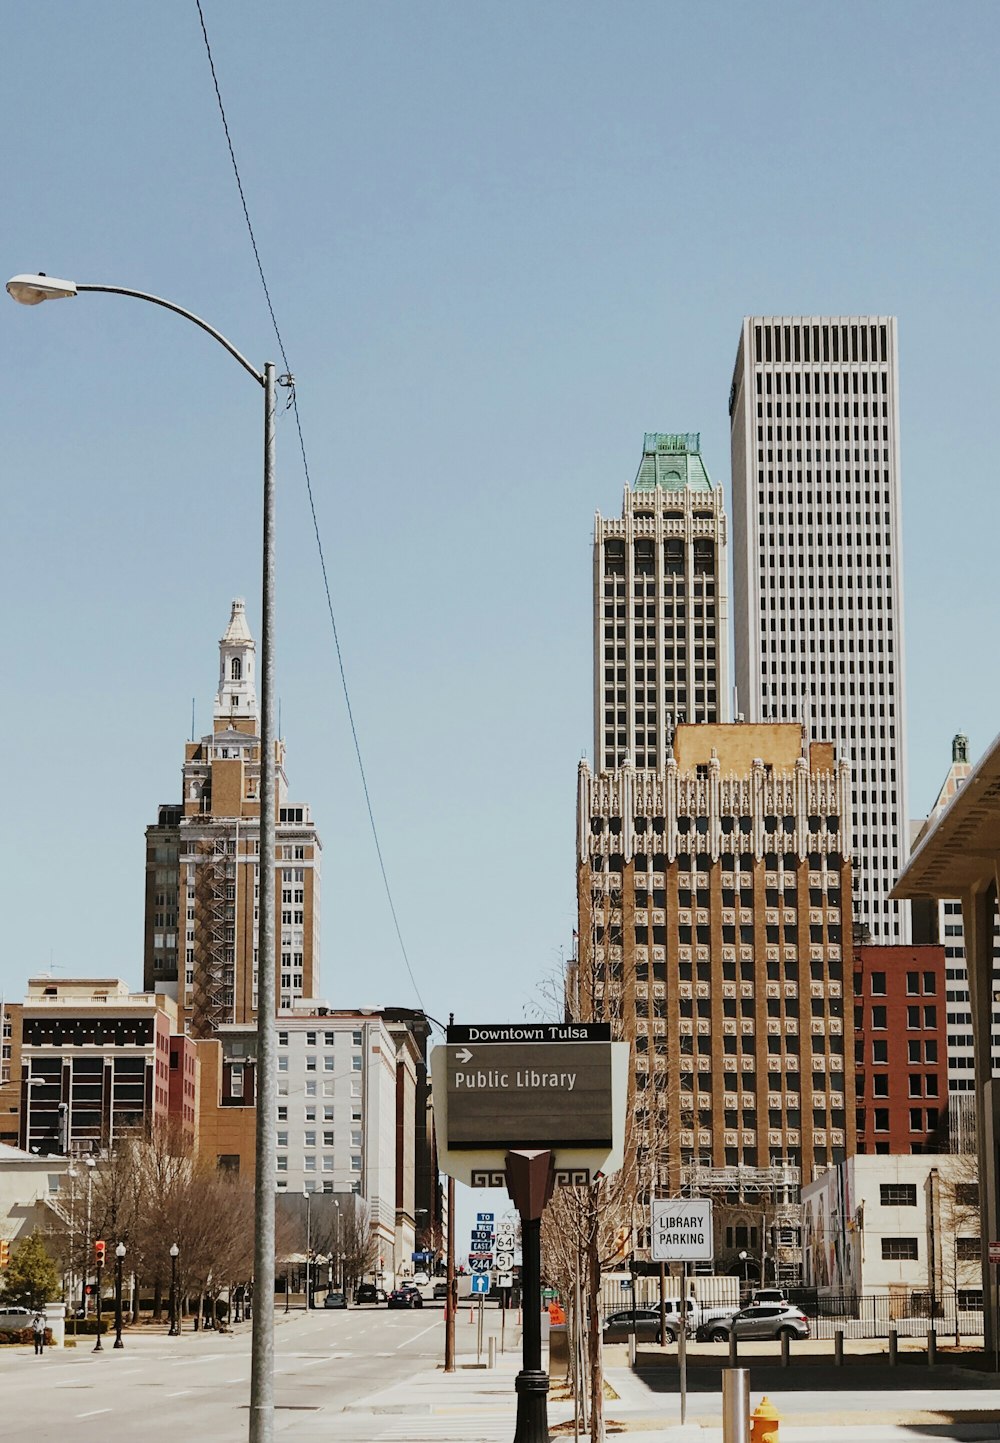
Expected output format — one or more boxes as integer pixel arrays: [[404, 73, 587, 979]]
[[888, 1327, 898, 1366], [729, 1328, 739, 1367], [780, 1330, 790, 1367], [628, 1333, 636, 1368], [722, 1366, 750, 1443], [43, 1302, 66, 1350], [927, 1327, 937, 1367], [488, 1336, 496, 1369], [834, 1328, 844, 1366]]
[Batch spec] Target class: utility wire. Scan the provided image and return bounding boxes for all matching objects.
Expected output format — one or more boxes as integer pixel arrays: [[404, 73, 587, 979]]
[[195, 1, 425, 1013]]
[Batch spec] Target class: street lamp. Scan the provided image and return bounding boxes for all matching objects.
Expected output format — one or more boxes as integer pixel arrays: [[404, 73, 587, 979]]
[[114, 1243, 126, 1349], [303, 1188, 312, 1310], [169, 1244, 180, 1337], [8, 272, 280, 1443]]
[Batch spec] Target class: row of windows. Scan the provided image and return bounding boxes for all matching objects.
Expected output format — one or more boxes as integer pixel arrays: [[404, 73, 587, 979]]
[[752, 323, 889, 365], [276, 1154, 361, 1172], [277, 1030, 362, 1047]]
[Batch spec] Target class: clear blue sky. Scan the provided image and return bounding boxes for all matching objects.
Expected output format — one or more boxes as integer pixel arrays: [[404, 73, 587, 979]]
[[3, 2, 998, 1048]]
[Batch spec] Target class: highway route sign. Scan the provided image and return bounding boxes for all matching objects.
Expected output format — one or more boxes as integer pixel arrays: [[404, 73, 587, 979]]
[[469, 1256, 490, 1273]]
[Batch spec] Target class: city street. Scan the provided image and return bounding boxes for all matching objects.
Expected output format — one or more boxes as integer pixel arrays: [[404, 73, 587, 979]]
[[0, 1305, 461, 1443]]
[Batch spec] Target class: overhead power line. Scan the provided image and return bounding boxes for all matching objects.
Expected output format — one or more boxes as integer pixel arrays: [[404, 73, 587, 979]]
[[194, 0, 425, 1013]]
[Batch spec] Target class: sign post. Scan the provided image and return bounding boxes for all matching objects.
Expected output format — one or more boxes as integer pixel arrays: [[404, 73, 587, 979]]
[[650, 1199, 714, 1425], [432, 1022, 629, 1443]]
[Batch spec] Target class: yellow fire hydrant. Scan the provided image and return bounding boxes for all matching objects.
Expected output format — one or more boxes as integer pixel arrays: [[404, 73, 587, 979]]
[[750, 1396, 780, 1443]]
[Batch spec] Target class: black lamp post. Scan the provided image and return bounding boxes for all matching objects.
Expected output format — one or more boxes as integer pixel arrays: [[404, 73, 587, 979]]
[[113, 1243, 126, 1348], [168, 1243, 179, 1337]]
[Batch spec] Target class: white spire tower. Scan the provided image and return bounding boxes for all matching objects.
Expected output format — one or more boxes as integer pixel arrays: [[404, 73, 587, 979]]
[[214, 597, 258, 723]]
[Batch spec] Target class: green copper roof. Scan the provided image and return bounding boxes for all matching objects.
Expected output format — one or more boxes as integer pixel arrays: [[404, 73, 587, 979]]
[[634, 432, 713, 492]]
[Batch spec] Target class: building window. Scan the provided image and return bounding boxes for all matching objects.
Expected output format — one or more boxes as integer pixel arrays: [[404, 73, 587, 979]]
[[870, 972, 886, 995], [957, 1238, 981, 1261], [879, 1184, 917, 1207], [871, 1007, 887, 1030], [882, 1238, 918, 1261], [874, 1109, 890, 1132]]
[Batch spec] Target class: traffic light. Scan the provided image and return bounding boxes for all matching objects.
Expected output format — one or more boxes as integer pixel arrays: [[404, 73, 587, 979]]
[[0, 1240, 9, 1269], [94, 1240, 106, 1266]]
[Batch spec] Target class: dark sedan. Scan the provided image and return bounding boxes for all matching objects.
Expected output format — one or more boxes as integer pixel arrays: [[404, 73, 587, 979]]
[[602, 1307, 679, 1344], [387, 1286, 424, 1309]]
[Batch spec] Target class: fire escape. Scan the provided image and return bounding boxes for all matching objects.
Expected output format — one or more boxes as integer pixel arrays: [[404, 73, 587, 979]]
[[190, 837, 236, 1038]]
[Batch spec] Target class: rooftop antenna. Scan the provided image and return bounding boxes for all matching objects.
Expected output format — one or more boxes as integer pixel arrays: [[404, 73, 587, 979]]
[[278, 696, 283, 740], [191, 697, 196, 743]]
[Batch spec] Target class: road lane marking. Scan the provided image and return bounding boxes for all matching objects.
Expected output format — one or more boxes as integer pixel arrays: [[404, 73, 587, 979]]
[[166, 1390, 192, 1398], [77, 1409, 112, 1418], [396, 1321, 439, 1349]]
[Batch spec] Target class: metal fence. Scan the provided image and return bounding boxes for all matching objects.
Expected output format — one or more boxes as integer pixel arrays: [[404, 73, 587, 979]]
[[807, 1290, 985, 1342], [595, 1278, 986, 1340]]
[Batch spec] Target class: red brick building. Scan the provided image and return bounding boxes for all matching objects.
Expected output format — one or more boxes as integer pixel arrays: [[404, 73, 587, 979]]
[[854, 945, 949, 1154]]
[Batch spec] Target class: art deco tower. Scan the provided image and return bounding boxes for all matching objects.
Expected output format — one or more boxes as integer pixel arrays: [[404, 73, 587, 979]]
[[729, 317, 908, 942], [594, 432, 729, 773], [144, 600, 322, 1035]]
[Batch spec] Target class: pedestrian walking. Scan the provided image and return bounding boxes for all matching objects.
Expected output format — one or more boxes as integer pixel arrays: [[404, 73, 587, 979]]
[[31, 1312, 45, 1355]]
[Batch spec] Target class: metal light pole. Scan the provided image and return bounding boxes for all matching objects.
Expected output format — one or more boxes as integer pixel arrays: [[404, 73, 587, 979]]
[[82, 1158, 95, 1319], [7, 273, 280, 1443], [169, 1244, 179, 1336], [114, 1243, 126, 1348], [303, 1188, 312, 1310]]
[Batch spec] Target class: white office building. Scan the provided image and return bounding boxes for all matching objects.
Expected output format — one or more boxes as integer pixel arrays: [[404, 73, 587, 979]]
[[594, 432, 729, 772], [729, 317, 908, 942]]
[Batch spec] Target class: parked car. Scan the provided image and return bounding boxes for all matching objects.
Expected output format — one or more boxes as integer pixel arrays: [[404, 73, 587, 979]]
[[0, 1308, 32, 1333], [696, 1304, 810, 1343], [355, 1284, 380, 1305], [432, 1281, 449, 1301], [323, 1291, 347, 1310], [602, 1307, 681, 1344], [749, 1289, 789, 1307], [387, 1286, 424, 1310], [412, 1270, 430, 1287]]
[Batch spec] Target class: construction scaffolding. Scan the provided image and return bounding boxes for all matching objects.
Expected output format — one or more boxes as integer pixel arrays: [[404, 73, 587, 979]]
[[190, 836, 237, 1038], [682, 1159, 803, 1284]]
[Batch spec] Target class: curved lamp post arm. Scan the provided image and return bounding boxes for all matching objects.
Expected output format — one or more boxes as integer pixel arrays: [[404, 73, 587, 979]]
[[76, 285, 264, 386], [6, 274, 264, 387]]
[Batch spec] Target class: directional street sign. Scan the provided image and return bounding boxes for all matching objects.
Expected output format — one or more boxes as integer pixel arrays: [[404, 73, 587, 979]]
[[650, 1197, 714, 1263], [477, 1212, 495, 1224], [444, 1039, 614, 1149], [431, 1024, 630, 1188], [471, 1273, 491, 1295], [498, 1273, 513, 1288]]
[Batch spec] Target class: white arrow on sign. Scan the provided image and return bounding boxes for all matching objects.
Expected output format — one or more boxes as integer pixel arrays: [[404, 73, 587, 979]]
[[455, 1047, 473, 1063]]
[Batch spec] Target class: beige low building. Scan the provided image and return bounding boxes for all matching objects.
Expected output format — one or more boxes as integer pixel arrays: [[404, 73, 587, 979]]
[[802, 1153, 980, 1308], [0, 1143, 71, 1245]]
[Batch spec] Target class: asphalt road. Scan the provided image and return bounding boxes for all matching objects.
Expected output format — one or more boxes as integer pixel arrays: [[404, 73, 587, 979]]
[[0, 1304, 449, 1442]]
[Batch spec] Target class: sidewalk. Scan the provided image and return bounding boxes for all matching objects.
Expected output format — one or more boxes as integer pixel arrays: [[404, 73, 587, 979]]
[[344, 1344, 1000, 1441]]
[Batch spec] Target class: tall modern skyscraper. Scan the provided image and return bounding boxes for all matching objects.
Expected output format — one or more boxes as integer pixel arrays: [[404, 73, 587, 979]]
[[729, 317, 908, 942], [144, 599, 322, 1035], [594, 432, 729, 772]]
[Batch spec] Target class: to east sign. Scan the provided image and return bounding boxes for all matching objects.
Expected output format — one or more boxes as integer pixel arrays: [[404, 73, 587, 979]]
[[445, 1041, 613, 1149], [650, 1197, 714, 1263]]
